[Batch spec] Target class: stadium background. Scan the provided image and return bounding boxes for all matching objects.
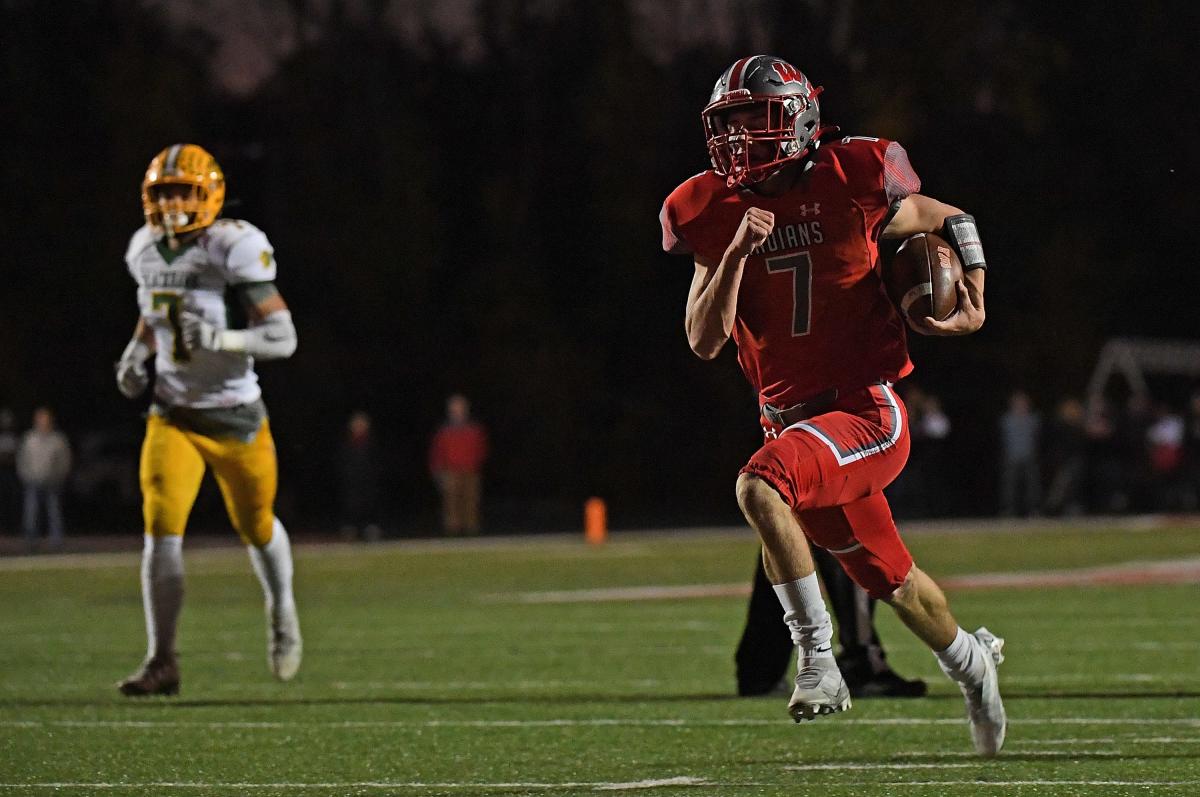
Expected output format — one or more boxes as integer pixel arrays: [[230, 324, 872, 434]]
[[2, 0, 1197, 535]]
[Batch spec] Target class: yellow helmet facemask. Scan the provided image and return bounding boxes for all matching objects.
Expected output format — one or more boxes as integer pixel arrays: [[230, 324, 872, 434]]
[[141, 144, 225, 239]]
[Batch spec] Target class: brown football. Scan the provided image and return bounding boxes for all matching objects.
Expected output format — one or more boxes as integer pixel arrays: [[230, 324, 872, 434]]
[[885, 232, 964, 324]]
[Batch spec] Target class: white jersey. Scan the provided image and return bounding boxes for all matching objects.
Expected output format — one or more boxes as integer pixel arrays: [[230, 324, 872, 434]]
[[125, 219, 277, 409]]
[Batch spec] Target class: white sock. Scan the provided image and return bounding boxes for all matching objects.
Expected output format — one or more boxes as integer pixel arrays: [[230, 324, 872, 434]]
[[935, 627, 986, 685], [140, 534, 184, 660], [772, 573, 834, 659], [247, 518, 298, 633]]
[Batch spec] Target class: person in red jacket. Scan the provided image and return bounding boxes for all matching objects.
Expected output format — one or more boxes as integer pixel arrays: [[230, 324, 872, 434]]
[[429, 394, 489, 535]]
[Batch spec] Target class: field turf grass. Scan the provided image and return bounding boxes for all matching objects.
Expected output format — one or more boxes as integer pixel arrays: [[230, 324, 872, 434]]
[[1, 522, 1199, 796]]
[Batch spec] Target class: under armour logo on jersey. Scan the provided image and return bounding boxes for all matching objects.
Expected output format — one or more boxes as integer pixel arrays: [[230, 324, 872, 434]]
[[797, 203, 821, 217], [771, 62, 806, 85]]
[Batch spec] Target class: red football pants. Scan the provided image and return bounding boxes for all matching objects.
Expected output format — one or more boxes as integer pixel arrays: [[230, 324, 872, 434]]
[[741, 383, 914, 598]]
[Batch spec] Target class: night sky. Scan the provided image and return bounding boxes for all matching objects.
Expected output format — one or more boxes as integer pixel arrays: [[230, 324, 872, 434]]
[[2, 0, 1197, 533]]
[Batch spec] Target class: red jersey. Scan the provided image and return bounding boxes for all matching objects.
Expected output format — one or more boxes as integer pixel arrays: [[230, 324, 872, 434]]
[[429, 422, 489, 473], [660, 136, 921, 408]]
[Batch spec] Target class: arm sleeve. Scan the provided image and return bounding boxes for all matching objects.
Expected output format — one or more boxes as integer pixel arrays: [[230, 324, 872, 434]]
[[882, 141, 921, 205], [659, 199, 692, 255], [844, 138, 922, 240], [218, 308, 297, 360]]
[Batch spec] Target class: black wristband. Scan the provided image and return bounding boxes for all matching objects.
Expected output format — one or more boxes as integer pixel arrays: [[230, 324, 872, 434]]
[[942, 213, 987, 271]]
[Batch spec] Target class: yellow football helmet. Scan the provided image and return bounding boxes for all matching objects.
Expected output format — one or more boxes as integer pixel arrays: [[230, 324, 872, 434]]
[[141, 144, 225, 236]]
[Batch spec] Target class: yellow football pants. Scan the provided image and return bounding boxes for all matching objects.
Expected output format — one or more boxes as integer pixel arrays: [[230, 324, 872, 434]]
[[140, 414, 278, 546]]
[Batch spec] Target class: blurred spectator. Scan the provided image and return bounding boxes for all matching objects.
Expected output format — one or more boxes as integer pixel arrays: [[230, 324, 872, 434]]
[[889, 384, 952, 519], [1117, 393, 1155, 512], [1185, 391, 1200, 511], [1043, 397, 1087, 516], [1146, 402, 1187, 510], [921, 396, 952, 441], [1083, 397, 1124, 512], [998, 391, 1041, 517], [919, 396, 952, 516], [429, 394, 489, 535], [16, 407, 71, 552], [337, 410, 383, 542], [0, 408, 17, 534]]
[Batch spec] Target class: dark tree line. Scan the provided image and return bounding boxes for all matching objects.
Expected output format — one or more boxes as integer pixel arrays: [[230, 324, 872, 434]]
[[2, 0, 1197, 530]]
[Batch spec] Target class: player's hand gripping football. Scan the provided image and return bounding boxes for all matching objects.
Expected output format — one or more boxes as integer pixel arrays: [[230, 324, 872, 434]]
[[728, 207, 774, 258], [909, 279, 986, 336]]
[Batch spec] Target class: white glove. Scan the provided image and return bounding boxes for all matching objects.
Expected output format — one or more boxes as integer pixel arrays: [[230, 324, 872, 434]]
[[181, 309, 298, 360], [181, 311, 221, 353], [115, 339, 151, 399]]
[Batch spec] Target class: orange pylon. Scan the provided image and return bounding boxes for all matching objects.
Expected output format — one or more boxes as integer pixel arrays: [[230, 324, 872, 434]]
[[584, 497, 607, 545]]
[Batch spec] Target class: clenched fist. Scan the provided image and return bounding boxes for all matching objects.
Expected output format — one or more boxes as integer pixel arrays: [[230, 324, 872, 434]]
[[728, 207, 774, 258], [114, 338, 151, 399], [181, 311, 222, 353]]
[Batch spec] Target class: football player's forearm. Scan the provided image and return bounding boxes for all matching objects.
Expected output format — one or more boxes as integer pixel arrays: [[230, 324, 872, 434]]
[[121, 319, 155, 364], [965, 267, 985, 302], [134, 318, 156, 350], [217, 310, 297, 360], [687, 257, 744, 359], [883, 194, 963, 238]]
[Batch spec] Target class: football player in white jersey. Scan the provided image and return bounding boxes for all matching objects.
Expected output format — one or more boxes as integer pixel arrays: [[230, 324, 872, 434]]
[[114, 143, 302, 695]]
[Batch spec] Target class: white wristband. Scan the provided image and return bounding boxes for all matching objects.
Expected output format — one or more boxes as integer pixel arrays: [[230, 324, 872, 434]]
[[217, 310, 297, 360]]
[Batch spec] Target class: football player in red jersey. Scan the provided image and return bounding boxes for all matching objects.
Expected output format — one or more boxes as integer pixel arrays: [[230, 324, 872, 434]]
[[660, 56, 1005, 756]]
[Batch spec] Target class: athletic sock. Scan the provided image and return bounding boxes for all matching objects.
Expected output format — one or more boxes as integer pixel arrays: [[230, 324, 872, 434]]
[[935, 626, 986, 685], [772, 573, 835, 660], [140, 534, 184, 661], [247, 518, 298, 633]]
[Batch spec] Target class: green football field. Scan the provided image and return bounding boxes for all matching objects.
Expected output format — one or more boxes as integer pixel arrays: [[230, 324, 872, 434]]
[[2, 522, 1198, 796]]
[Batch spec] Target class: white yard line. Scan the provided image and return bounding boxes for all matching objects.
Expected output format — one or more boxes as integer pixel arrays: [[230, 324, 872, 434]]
[[1009, 737, 1200, 745], [786, 763, 978, 771], [1003, 672, 1191, 684], [5, 717, 1200, 730], [842, 781, 1200, 788], [4, 778, 1200, 791], [594, 777, 710, 790], [0, 780, 717, 792]]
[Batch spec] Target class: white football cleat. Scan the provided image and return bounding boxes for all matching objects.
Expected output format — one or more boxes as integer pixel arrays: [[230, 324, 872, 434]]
[[788, 656, 851, 722], [959, 627, 1006, 757], [268, 613, 302, 682]]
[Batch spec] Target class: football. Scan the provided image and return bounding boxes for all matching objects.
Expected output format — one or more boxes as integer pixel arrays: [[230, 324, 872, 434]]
[[885, 232, 964, 324]]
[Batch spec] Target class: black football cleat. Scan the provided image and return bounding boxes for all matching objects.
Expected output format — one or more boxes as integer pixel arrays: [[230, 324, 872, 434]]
[[117, 655, 180, 697], [846, 667, 928, 698]]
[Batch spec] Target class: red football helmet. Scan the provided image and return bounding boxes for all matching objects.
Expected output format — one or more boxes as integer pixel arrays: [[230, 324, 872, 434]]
[[703, 55, 824, 188]]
